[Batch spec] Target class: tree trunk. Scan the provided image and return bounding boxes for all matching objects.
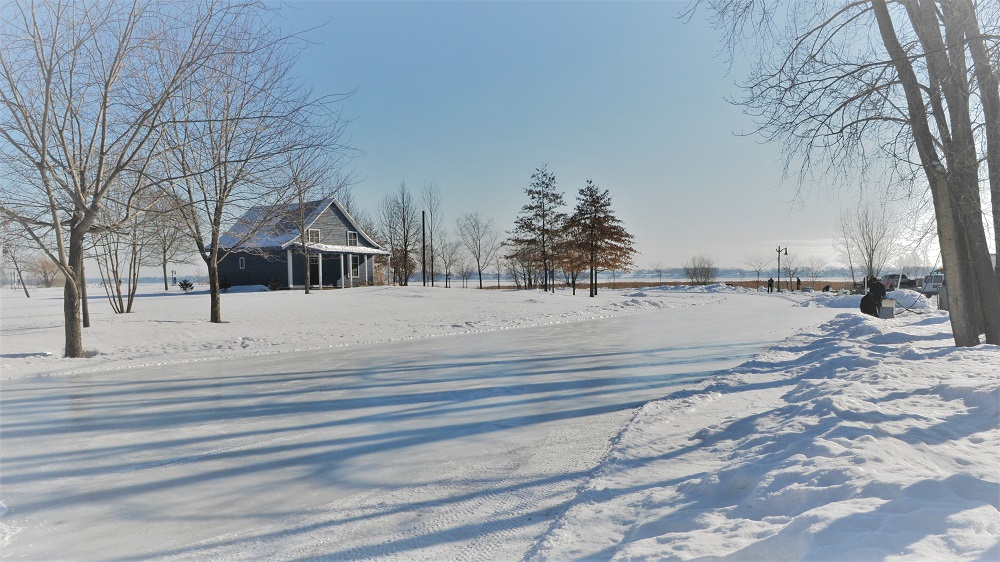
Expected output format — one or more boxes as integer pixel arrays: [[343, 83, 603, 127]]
[[955, 0, 1000, 281], [873, 0, 981, 346], [930, 1, 1000, 343], [17, 270, 30, 298], [162, 257, 169, 291], [9, 255, 30, 298], [79, 260, 90, 328], [64, 231, 86, 358], [208, 249, 222, 323], [126, 237, 140, 313], [304, 249, 311, 294]]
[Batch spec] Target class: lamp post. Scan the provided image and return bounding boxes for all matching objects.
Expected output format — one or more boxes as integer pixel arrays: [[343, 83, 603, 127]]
[[775, 246, 787, 292], [171, 269, 176, 285]]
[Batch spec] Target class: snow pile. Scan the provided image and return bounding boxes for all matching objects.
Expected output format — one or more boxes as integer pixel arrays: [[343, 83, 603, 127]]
[[0, 501, 18, 549], [801, 288, 932, 310], [531, 311, 999, 561]]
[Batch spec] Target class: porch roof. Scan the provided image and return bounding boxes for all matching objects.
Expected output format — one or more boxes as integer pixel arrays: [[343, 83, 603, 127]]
[[286, 241, 390, 255]]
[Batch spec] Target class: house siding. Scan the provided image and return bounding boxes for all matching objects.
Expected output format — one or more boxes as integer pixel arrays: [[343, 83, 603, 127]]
[[217, 198, 385, 288], [218, 252, 287, 288], [219, 249, 376, 288], [309, 204, 380, 250]]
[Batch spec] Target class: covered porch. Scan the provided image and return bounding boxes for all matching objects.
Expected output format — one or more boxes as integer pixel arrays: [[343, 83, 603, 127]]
[[284, 243, 389, 289]]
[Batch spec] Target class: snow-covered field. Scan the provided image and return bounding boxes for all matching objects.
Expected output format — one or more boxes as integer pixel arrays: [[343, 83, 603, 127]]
[[1, 283, 997, 560]]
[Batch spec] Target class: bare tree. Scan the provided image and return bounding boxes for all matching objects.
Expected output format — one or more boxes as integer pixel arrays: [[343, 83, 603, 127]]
[[504, 252, 525, 289], [833, 213, 861, 288], [782, 254, 800, 292], [92, 180, 153, 313], [376, 183, 420, 285], [697, 0, 1000, 345], [146, 192, 196, 291], [1, 224, 31, 297], [286, 138, 353, 295], [458, 259, 475, 289], [437, 234, 462, 288], [837, 206, 895, 283], [421, 182, 443, 286], [166, 6, 339, 321], [743, 254, 771, 290], [494, 254, 506, 288], [26, 255, 63, 288], [0, 0, 237, 356], [456, 211, 500, 289], [650, 262, 666, 285], [803, 256, 828, 289], [684, 255, 717, 285]]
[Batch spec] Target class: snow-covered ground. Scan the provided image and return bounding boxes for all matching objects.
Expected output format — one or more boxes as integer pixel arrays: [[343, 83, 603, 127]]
[[0, 283, 997, 560]]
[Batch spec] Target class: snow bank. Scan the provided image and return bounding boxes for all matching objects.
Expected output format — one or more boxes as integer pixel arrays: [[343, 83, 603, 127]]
[[531, 310, 999, 561]]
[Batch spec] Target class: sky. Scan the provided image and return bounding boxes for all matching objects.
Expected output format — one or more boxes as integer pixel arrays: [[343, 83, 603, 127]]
[[274, 1, 851, 270]]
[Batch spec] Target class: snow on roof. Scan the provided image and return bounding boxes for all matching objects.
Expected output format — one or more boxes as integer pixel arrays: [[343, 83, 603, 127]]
[[287, 241, 389, 255], [218, 195, 384, 252]]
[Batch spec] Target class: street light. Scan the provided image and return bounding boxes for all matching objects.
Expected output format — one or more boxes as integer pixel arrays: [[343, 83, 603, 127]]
[[776, 246, 787, 293]]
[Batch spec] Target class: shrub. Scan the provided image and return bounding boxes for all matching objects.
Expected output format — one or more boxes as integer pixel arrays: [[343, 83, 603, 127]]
[[683, 255, 718, 285], [178, 279, 194, 293], [220, 278, 232, 293], [267, 280, 282, 291]]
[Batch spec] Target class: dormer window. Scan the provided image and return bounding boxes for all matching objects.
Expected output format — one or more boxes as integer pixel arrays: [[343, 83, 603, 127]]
[[347, 231, 358, 246], [307, 229, 321, 243]]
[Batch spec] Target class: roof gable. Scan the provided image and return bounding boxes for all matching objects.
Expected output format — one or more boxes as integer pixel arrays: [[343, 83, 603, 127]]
[[219, 196, 384, 252]]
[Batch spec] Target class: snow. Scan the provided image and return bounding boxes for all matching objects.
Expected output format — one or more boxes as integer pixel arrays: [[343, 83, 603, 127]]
[[0, 283, 996, 560]]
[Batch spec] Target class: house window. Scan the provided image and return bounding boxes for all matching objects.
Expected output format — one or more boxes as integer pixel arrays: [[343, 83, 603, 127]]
[[351, 255, 360, 278], [308, 229, 321, 243], [238, 257, 246, 270], [347, 231, 358, 246]]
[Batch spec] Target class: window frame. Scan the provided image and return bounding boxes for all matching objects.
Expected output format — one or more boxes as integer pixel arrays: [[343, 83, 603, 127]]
[[350, 255, 361, 278], [347, 231, 359, 247], [307, 229, 321, 244], [238, 256, 246, 270]]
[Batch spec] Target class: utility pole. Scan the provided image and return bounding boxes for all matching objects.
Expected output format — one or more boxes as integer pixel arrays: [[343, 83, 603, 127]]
[[421, 211, 427, 286], [775, 246, 787, 293]]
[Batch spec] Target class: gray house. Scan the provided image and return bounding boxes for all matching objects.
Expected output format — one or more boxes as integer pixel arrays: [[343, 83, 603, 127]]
[[217, 196, 389, 289]]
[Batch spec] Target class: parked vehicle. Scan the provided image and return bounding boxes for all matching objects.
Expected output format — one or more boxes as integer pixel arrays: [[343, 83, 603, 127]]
[[922, 273, 944, 296], [880, 274, 917, 291]]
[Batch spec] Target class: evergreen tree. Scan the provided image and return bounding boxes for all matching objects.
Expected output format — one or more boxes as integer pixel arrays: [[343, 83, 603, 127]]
[[507, 166, 566, 291], [566, 180, 636, 297]]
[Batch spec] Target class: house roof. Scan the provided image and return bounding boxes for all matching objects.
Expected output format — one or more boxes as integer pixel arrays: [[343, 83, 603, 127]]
[[218, 195, 388, 254]]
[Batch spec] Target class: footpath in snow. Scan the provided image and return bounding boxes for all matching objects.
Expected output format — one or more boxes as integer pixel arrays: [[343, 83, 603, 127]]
[[531, 303, 999, 561]]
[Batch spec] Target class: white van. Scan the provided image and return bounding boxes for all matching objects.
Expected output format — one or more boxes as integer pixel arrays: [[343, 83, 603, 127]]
[[923, 273, 944, 296]]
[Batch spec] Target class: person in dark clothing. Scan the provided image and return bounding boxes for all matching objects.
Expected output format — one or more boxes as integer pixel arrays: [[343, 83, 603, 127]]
[[796, 277, 801, 291], [869, 276, 886, 316], [767, 277, 774, 293], [860, 292, 878, 316]]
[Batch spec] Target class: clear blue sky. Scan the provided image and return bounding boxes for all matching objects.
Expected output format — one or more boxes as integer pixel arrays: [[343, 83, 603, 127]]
[[277, 1, 848, 269]]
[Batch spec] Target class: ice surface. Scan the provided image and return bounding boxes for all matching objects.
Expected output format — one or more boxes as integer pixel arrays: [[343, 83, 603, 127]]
[[0, 284, 996, 560]]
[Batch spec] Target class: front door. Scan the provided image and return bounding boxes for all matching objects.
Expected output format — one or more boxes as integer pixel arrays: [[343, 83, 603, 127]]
[[309, 255, 321, 287]]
